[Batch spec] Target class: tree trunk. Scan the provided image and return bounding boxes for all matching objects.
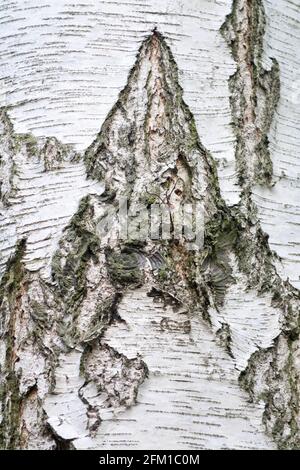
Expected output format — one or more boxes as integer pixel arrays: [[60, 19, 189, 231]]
[[0, 0, 299, 450]]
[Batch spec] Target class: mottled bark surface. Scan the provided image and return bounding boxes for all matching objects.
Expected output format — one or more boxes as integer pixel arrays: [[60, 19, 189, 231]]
[[0, 0, 299, 450]]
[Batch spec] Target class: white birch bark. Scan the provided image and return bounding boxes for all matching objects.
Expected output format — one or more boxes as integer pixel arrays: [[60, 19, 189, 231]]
[[0, 0, 299, 450]]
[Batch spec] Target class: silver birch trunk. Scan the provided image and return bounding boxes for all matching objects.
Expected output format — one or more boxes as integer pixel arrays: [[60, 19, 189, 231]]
[[0, 0, 299, 450]]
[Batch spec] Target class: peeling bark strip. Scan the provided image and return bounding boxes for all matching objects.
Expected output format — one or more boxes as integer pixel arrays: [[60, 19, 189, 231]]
[[0, 3, 299, 450]]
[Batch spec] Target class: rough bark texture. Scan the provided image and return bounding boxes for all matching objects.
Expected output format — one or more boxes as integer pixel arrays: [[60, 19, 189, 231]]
[[0, 0, 299, 450]]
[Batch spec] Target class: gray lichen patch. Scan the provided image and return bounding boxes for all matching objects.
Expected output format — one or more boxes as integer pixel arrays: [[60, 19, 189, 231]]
[[199, 211, 237, 307], [106, 249, 144, 287]]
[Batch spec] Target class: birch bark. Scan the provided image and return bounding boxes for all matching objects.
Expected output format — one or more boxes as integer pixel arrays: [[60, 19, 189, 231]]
[[0, 0, 299, 450]]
